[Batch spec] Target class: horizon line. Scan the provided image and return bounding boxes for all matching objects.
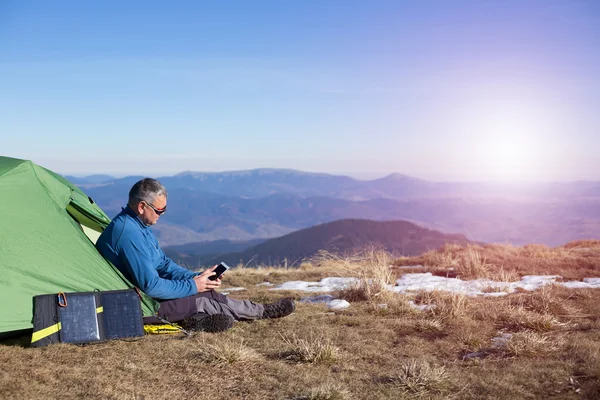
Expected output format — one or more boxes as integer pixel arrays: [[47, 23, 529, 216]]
[[61, 167, 600, 185]]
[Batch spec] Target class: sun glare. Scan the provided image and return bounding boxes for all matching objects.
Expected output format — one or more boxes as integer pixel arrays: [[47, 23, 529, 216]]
[[467, 101, 550, 181], [481, 125, 539, 180]]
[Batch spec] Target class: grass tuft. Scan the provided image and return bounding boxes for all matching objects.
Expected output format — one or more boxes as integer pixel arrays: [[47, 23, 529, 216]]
[[280, 332, 339, 364], [335, 247, 395, 303], [516, 286, 580, 316], [414, 318, 445, 334], [455, 246, 492, 278], [498, 305, 560, 332], [504, 331, 560, 357], [309, 244, 392, 273], [383, 358, 449, 396], [415, 290, 469, 321], [488, 267, 520, 283]]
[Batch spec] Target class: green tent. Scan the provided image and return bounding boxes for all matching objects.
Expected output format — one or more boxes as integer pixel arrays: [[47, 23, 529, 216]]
[[0, 156, 158, 335]]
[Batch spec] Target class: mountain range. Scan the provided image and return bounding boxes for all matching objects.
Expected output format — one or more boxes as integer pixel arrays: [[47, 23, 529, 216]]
[[72, 169, 600, 250], [72, 169, 600, 201]]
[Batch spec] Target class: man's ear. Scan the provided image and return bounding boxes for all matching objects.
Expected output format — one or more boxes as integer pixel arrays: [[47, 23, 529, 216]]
[[136, 201, 145, 215]]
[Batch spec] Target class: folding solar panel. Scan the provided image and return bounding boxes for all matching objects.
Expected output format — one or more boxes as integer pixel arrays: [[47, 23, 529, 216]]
[[32, 289, 144, 347]]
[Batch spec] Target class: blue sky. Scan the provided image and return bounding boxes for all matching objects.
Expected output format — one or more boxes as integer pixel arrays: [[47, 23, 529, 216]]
[[1, 0, 598, 181]]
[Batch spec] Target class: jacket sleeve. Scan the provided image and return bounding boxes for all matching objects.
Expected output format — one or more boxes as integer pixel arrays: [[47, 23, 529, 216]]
[[118, 236, 197, 300]]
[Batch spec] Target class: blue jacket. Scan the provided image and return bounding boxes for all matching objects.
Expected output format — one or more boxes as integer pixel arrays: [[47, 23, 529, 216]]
[[96, 206, 197, 300]]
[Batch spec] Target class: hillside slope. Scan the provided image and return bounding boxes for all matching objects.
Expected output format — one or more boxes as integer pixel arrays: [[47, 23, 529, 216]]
[[163, 238, 265, 269], [209, 219, 471, 267]]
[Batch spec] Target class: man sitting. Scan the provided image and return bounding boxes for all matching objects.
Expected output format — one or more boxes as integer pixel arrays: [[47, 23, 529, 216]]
[[96, 178, 294, 332]]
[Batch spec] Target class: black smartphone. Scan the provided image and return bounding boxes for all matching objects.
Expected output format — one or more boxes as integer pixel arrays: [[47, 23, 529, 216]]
[[208, 262, 230, 281]]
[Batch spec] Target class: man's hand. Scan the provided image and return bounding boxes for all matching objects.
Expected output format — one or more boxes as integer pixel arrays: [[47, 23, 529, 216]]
[[193, 265, 222, 293]]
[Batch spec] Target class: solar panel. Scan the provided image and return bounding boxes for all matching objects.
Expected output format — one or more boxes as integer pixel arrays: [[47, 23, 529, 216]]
[[101, 291, 144, 339]]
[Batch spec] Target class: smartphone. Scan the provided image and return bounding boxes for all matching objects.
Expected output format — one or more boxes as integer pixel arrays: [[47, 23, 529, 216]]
[[208, 262, 230, 281]]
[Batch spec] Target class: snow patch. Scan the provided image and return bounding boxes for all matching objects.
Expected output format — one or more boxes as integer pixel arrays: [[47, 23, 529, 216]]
[[270, 273, 600, 296], [300, 294, 350, 310], [327, 299, 351, 310], [271, 277, 357, 292], [219, 287, 247, 295], [397, 265, 426, 269]]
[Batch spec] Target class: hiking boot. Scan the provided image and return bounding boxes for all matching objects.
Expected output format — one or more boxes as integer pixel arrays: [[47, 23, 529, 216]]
[[262, 298, 296, 319], [180, 313, 234, 333]]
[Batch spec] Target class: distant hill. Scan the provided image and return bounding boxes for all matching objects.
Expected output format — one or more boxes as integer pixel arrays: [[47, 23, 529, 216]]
[[163, 238, 265, 269], [206, 219, 472, 268], [64, 174, 116, 185], [585, 185, 600, 196]]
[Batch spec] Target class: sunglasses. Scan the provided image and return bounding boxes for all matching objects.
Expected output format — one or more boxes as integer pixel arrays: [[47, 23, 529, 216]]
[[143, 201, 167, 216]]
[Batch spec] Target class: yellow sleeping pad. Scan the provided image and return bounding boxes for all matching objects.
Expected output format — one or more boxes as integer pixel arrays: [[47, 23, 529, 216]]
[[144, 324, 185, 335]]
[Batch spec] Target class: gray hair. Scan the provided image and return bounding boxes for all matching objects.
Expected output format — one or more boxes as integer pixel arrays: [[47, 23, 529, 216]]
[[128, 178, 167, 206]]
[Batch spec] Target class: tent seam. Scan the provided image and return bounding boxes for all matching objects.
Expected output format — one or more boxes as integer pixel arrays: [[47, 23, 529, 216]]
[[0, 159, 27, 178], [29, 162, 61, 207]]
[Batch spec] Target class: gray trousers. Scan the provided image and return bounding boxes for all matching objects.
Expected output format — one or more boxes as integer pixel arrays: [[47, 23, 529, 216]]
[[143, 290, 264, 323]]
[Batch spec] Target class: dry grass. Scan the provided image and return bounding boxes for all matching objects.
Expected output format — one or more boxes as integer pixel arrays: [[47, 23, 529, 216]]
[[489, 267, 520, 283], [495, 304, 561, 332], [336, 261, 394, 303], [453, 317, 495, 352], [415, 290, 469, 321], [504, 331, 561, 357], [280, 332, 340, 364], [191, 335, 261, 364], [293, 383, 351, 400], [395, 241, 600, 280], [2, 243, 600, 399], [311, 245, 402, 310], [517, 285, 580, 316], [370, 294, 417, 316], [308, 244, 392, 274], [381, 358, 449, 396], [567, 338, 600, 387]]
